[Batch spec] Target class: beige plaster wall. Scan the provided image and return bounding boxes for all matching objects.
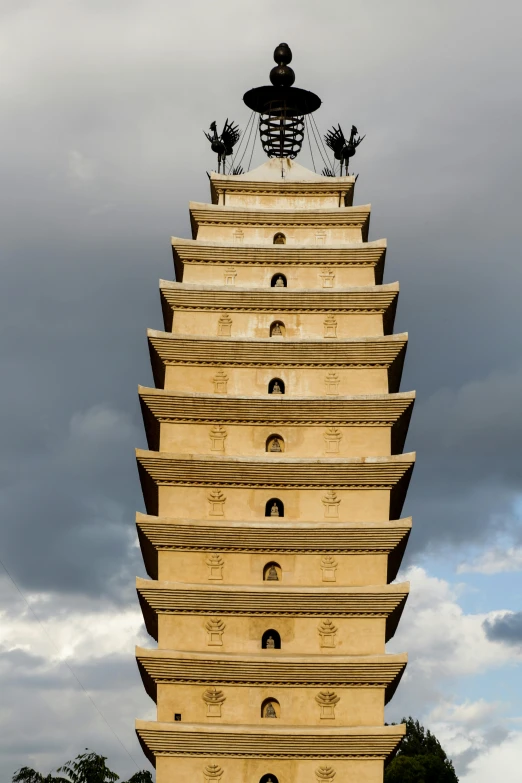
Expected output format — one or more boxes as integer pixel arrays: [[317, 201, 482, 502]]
[[157, 486, 391, 523], [156, 683, 384, 726], [171, 311, 384, 339], [158, 423, 391, 458], [180, 264, 376, 287], [158, 614, 387, 656], [157, 756, 384, 783], [163, 366, 390, 396], [157, 551, 388, 586], [221, 193, 344, 209], [195, 226, 364, 244]]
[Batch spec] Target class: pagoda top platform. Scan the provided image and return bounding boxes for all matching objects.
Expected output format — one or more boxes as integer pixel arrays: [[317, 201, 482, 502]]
[[210, 159, 355, 204]]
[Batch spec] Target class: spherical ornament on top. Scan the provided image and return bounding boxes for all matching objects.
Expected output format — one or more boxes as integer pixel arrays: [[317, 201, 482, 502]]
[[270, 41, 295, 87], [273, 42, 292, 64], [270, 64, 295, 87]]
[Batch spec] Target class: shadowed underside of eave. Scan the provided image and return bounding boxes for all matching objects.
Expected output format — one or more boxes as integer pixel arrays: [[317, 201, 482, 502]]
[[136, 647, 407, 704], [171, 238, 387, 283], [136, 450, 414, 518], [189, 202, 371, 241], [147, 331, 407, 392], [136, 578, 408, 642], [138, 387, 415, 454], [136, 720, 406, 765], [209, 174, 356, 204], [135, 513, 411, 583]]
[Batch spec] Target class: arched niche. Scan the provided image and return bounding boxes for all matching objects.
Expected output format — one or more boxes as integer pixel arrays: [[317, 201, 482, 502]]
[[265, 498, 284, 517], [270, 321, 285, 337], [271, 273, 287, 288], [261, 697, 280, 718], [273, 232, 286, 245], [260, 775, 279, 783], [266, 434, 284, 453], [262, 629, 281, 649], [263, 562, 282, 581], [268, 378, 285, 394]]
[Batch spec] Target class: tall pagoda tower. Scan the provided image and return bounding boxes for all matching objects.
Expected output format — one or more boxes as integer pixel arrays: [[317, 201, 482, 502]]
[[135, 44, 414, 783]]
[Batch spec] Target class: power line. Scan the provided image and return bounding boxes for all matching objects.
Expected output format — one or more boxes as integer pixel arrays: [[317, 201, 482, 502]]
[[0, 557, 142, 771]]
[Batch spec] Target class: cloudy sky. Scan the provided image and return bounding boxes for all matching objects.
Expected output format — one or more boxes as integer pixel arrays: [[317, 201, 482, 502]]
[[2, 1, 522, 780]]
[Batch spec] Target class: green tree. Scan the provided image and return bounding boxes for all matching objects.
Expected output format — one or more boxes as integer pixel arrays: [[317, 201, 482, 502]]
[[12, 770, 68, 783], [385, 717, 459, 783], [13, 751, 153, 783]]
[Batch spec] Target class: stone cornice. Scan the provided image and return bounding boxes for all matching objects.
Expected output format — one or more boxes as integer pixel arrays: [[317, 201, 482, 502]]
[[136, 647, 407, 703], [136, 578, 409, 641], [209, 173, 355, 205], [159, 280, 398, 321], [138, 387, 415, 452], [136, 449, 415, 516], [189, 202, 371, 241], [171, 238, 387, 282], [147, 331, 408, 392], [136, 513, 412, 582], [136, 720, 405, 762]]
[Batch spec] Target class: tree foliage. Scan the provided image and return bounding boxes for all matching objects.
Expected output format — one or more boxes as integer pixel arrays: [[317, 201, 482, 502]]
[[13, 751, 153, 783], [385, 717, 459, 783]]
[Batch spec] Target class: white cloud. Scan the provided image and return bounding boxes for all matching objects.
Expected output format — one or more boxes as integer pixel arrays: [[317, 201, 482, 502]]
[[458, 546, 522, 574]]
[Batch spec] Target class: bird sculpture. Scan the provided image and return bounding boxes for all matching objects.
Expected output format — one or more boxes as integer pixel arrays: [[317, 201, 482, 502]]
[[204, 119, 241, 173], [324, 124, 365, 175]]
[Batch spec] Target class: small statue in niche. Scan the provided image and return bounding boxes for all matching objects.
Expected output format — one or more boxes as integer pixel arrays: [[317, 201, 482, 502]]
[[266, 635, 276, 648], [274, 275, 285, 287], [271, 381, 282, 394], [264, 702, 277, 718], [271, 323, 283, 336], [270, 502, 280, 517], [266, 565, 279, 581], [269, 438, 282, 452]]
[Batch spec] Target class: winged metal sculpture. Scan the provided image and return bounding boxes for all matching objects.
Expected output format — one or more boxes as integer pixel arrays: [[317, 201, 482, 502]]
[[204, 119, 241, 173], [324, 124, 365, 175]]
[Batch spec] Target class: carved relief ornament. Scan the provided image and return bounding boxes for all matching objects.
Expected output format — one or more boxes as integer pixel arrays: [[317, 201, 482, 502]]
[[322, 490, 341, 519], [315, 690, 340, 719], [205, 618, 225, 646], [206, 553, 224, 580], [209, 424, 227, 452], [208, 490, 226, 516], [203, 687, 226, 717], [318, 618, 338, 648], [204, 764, 224, 783]]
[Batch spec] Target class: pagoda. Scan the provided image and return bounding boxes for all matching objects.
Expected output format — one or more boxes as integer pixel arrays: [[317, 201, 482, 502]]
[[135, 43, 414, 783]]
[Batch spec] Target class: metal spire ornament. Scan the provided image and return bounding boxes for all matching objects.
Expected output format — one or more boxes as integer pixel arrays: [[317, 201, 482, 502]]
[[243, 43, 321, 159]]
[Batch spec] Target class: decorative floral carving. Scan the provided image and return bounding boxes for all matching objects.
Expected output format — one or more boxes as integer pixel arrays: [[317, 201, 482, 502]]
[[324, 427, 342, 453], [204, 763, 224, 783], [315, 690, 340, 719], [208, 489, 226, 516], [321, 555, 338, 582], [324, 371, 340, 395], [315, 765, 336, 782], [224, 266, 237, 284], [319, 268, 335, 288], [322, 490, 341, 519], [318, 618, 338, 648], [205, 618, 226, 646], [209, 424, 227, 452], [203, 687, 226, 717], [217, 313, 232, 337], [212, 370, 228, 394], [323, 314, 337, 338], [206, 553, 224, 580]]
